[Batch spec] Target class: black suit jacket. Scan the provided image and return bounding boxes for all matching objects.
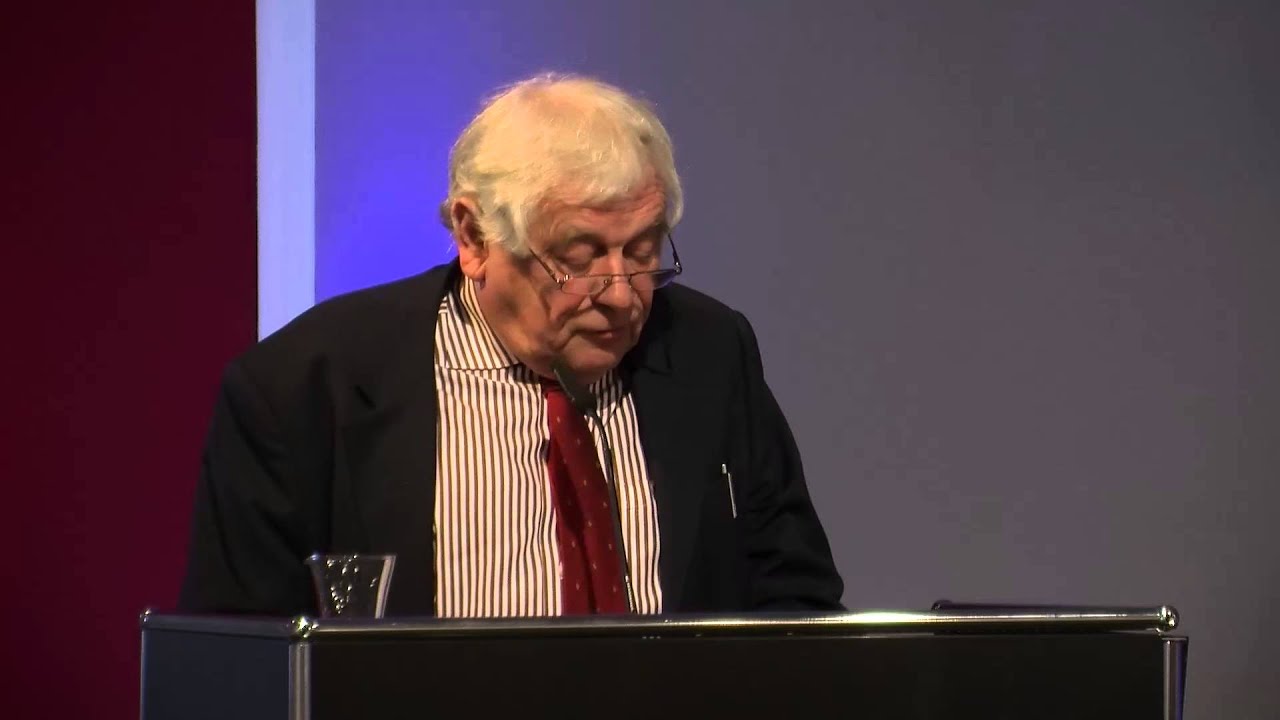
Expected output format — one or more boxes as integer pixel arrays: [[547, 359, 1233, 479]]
[[179, 262, 843, 615]]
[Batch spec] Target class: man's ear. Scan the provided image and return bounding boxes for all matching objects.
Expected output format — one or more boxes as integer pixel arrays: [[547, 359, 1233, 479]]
[[450, 199, 487, 281]]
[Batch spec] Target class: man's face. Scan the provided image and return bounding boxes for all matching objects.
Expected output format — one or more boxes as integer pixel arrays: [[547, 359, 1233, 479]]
[[465, 183, 667, 383]]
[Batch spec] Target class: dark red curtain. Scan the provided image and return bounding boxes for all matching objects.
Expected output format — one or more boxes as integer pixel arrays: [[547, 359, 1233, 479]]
[[2, 3, 257, 717]]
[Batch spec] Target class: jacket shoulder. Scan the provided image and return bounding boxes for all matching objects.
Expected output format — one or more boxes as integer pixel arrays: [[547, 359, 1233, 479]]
[[660, 281, 746, 322], [231, 264, 455, 397], [654, 282, 752, 346]]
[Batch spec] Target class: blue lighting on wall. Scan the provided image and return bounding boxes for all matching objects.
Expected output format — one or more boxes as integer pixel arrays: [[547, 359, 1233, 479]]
[[263, 1, 644, 317], [312, 2, 605, 303]]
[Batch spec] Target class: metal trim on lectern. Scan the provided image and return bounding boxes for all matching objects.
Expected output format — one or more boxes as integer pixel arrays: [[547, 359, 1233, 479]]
[[139, 604, 1179, 638]]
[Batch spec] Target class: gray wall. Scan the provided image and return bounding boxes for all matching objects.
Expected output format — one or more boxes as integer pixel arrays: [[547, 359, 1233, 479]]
[[318, 1, 1279, 716]]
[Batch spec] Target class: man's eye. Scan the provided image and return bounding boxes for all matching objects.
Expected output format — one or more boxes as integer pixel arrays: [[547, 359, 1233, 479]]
[[557, 256, 594, 274], [628, 243, 658, 262]]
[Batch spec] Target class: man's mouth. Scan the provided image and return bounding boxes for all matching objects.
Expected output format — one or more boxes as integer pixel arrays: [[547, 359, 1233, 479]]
[[583, 327, 627, 340]]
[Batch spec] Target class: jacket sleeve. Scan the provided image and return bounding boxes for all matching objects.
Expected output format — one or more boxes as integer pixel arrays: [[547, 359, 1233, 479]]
[[177, 358, 315, 615], [733, 311, 846, 611]]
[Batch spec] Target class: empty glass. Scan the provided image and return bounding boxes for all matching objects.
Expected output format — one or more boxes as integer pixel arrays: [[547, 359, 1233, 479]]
[[305, 553, 396, 618]]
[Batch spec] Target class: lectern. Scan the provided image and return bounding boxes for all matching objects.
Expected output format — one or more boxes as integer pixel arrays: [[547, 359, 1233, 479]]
[[140, 606, 1185, 719]]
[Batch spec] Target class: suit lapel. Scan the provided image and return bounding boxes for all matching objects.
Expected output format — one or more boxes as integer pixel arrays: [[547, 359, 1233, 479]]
[[626, 293, 714, 609], [340, 264, 458, 616]]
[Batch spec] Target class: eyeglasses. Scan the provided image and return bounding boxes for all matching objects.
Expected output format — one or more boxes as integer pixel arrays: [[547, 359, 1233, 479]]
[[530, 231, 683, 296]]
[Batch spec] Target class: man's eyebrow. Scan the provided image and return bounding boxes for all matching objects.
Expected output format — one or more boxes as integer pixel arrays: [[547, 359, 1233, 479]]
[[558, 222, 667, 245], [638, 221, 669, 239], [557, 228, 601, 245]]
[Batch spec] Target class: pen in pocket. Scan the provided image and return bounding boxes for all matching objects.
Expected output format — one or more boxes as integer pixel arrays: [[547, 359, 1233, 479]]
[[721, 463, 737, 519]]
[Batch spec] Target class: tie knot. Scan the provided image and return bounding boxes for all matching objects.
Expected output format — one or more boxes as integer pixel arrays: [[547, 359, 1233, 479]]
[[540, 374, 598, 417], [540, 377, 565, 399]]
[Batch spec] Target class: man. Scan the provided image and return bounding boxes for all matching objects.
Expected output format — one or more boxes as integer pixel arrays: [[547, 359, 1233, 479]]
[[179, 75, 843, 617]]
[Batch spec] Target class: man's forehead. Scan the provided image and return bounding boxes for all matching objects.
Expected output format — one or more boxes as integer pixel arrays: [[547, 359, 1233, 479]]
[[545, 180, 664, 213], [540, 187, 667, 240]]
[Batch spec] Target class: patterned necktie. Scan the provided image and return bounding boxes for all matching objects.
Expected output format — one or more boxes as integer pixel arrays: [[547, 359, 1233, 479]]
[[542, 380, 630, 614]]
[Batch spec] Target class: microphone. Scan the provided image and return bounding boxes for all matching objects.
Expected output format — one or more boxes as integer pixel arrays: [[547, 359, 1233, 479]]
[[551, 360, 637, 613], [551, 360, 596, 416]]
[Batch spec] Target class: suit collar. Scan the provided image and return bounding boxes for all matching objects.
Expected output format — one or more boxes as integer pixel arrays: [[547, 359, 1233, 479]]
[[624, 287, 675, 375], [348, 262, 461, 407]]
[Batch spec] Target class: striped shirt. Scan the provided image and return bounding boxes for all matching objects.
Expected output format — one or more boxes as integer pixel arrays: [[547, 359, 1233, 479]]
[[432, 277, 663, 617]]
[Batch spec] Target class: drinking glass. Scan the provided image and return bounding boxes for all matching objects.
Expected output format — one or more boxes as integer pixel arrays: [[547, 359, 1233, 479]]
[[305, 553, 396, 618]]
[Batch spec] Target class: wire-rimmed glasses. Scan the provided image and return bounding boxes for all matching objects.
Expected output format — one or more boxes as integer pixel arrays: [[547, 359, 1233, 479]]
[[530, 232, 683, 296]]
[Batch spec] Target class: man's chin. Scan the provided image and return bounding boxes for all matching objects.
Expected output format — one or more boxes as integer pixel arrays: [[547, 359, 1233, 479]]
[[561, 340, 629, 382]]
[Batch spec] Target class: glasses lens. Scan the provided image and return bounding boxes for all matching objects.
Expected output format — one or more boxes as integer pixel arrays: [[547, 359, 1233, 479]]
[[558, 268, 680, 295], [560, 276, 606, 295], [647, 269, 679, 289]]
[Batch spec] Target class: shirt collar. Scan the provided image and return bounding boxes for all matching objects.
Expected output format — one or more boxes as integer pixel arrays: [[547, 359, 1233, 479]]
[[437, 277, 521, 370]]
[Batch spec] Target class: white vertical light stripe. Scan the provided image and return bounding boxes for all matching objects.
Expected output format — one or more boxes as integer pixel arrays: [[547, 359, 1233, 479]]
[[256, 0, 315, 338], [433, 279, 662, 616]]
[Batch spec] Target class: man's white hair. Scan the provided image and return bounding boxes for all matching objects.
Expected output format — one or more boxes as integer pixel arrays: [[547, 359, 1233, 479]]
[[442, 74, 683, 254]]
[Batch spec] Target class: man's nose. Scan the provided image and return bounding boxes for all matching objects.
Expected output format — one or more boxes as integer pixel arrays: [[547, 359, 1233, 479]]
[[592, 275, 635, 309], [590, 254, 635, 308]]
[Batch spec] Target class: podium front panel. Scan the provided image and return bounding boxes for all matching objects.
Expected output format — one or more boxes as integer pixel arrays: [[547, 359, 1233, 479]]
[[141, 611, 1186, 720]]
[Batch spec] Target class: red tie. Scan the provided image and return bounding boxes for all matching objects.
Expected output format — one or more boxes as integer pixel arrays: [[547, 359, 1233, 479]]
[[543, 381, 630, 614]]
